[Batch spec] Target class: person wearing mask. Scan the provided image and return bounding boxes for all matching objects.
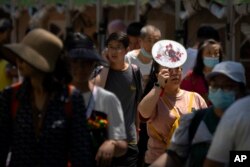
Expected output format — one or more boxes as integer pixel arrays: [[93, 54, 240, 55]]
[[138, 40, 207, 166], [204, 95, 250, 167], [150, 61, 247, 167], [125, 25, 161, 87], [66, 32, 127, 167], [181, 39, 223, 104], [0, 28, 92, 167], [182, 25, 220, 79]]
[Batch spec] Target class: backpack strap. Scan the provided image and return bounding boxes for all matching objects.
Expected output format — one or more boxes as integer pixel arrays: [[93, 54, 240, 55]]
[[131, 64, 143, 103], [131, 64, 143, 133], [188, 109, 206, 144], [93, 67, 109, 88]]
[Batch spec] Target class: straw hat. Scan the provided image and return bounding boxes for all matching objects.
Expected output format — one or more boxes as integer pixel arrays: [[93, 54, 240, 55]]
[[3, 28, 63, 72]]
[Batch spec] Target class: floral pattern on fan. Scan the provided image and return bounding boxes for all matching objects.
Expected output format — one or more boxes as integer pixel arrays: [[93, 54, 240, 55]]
[[152, 40, 187, 68], [156, 43, 184, 63]]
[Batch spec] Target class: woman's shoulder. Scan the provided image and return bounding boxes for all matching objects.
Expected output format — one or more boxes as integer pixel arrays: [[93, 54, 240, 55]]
[[182, 90, 208, 108], [182, 90, 203, 98], [180, 89, 204, 100]]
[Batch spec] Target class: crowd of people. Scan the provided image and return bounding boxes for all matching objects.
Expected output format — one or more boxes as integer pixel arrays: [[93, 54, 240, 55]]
[[0, 15, 250, 167]]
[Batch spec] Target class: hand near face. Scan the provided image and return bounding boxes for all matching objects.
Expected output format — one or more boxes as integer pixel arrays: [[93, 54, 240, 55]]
[[95, 140, 116, 167], [157, 68, 170, 88]]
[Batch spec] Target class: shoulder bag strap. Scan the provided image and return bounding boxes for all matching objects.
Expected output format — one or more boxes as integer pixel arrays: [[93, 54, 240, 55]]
[[188, 109, 206, 144], [188, 92, 195, 113], [95, 67, 109, 88]]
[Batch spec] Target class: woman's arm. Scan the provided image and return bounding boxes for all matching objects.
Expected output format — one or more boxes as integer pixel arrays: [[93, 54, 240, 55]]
[[138, 86, 162, 119], [138, 68, 169, 119]]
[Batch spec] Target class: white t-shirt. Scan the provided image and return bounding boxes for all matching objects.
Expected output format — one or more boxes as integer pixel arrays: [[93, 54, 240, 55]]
[[182, 48, 198, 79], [125, 50, 152, 85], [207, 96, 250, 164], [82, 86, 126, 140]]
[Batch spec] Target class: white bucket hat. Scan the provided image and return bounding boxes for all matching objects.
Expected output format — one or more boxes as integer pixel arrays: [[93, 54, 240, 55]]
[[206, 61, 246, 85]]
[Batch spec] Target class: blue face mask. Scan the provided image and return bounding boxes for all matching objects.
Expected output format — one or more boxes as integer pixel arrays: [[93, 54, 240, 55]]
[[141, 48, 152, 58], [208, 88, 236, 110], [203, 57, 219, 68]]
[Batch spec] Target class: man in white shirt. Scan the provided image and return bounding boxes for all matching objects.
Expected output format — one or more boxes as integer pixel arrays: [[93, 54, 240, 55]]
[[125, 25, 161, 87], [66, 32, 127, 167]]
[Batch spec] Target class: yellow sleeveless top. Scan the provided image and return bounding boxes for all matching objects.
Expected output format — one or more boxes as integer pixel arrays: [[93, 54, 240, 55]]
[[0, 60, 12, 91]]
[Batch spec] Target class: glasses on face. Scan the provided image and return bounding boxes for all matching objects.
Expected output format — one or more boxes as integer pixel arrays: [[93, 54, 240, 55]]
[[107, 45, 125, 52]]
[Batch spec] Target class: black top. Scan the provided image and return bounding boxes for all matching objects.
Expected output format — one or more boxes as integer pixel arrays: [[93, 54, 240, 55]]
[[0, 80, 93, 167]]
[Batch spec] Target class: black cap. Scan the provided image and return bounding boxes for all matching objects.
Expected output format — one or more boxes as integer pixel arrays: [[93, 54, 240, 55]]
[[66, 32, 108, 66]]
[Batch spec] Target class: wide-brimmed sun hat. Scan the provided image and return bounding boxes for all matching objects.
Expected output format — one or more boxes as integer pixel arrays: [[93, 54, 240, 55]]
[[2, 28, 63, 72], [66, 32, 108, 67], [206, 61, 246, 85], [152, 40, 187, 68]]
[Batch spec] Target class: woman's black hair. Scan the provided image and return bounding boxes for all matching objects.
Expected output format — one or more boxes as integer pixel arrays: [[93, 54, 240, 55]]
[[193, 39, 223, 76], [192, 39, 223, 91]]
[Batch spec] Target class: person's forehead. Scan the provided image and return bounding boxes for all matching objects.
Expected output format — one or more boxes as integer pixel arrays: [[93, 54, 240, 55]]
[[108, 40, 123, 46], [210, 74, 235, 84], [144, 30, 161, 38], [204, 43, 220, 52]]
